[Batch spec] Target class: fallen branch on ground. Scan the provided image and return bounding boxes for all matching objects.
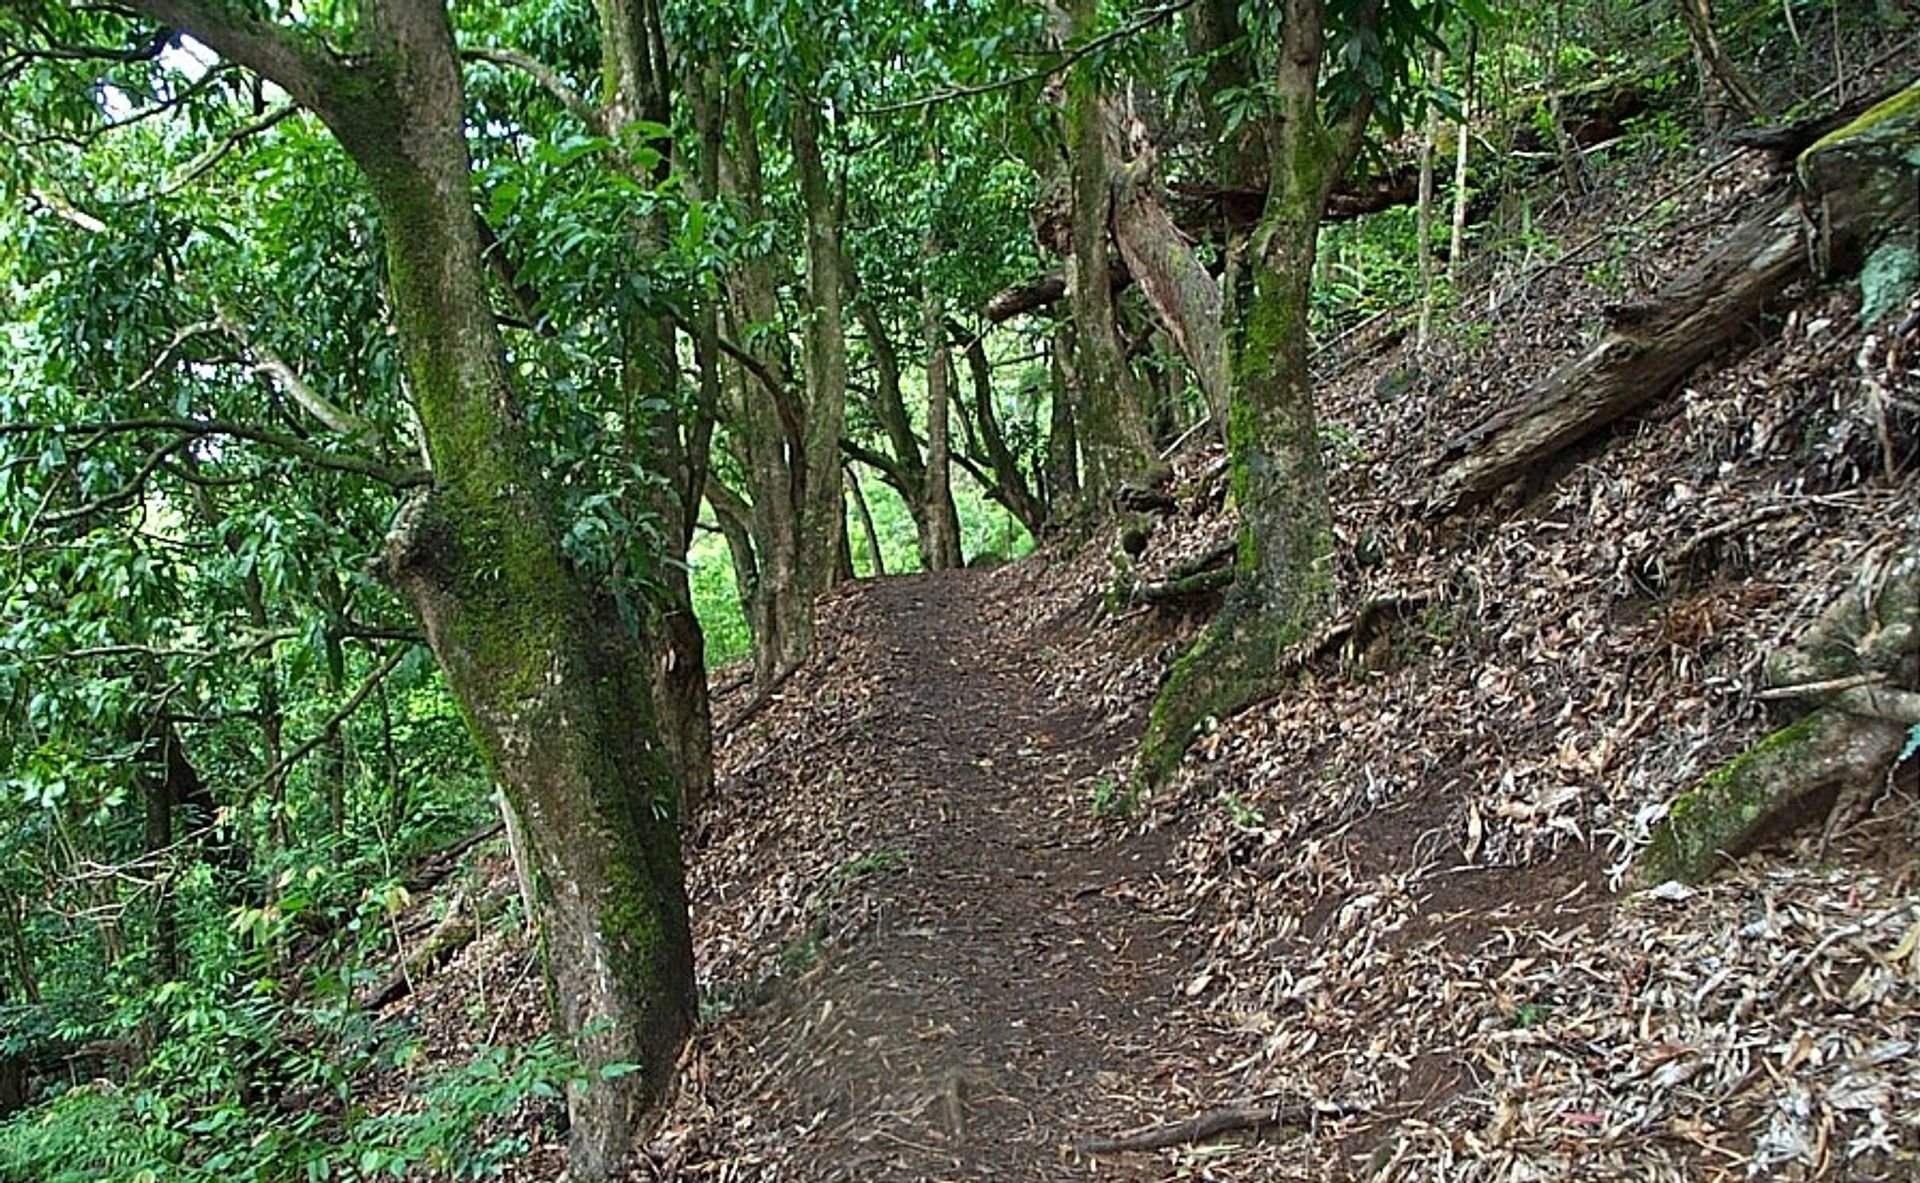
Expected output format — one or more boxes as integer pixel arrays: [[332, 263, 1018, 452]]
[[1078, 1099, 1362, 1153]]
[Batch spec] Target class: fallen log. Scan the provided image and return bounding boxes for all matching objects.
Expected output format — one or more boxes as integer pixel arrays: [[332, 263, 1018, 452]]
[[1428, 80, 1920, 518], [1424, 189, 1806, 517]]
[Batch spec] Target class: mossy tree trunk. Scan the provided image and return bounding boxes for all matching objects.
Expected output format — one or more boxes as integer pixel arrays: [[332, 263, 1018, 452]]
[[1061, 0, 1165, 518], [1132, 0, 1370, 791], [124, 3, 696, 1177]]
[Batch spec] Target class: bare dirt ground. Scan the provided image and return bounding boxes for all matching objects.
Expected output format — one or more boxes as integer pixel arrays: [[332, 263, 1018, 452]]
[[642, 571, 1263, 1180]]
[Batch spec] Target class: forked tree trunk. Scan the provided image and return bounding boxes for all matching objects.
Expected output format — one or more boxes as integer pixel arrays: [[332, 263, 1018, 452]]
[[125, 4, 697, 1177]]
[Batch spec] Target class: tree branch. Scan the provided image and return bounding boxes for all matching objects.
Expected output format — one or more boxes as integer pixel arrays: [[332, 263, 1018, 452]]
[[143, 103, 297, 201], [119, 0, 333, 110], [46, 437, 194, 525], [857, 0, 1196, 116], [213, 307, 377, 442], [462, 46, 602, 131], [0, 418, 429, 488], [248, 642, 412, 796]]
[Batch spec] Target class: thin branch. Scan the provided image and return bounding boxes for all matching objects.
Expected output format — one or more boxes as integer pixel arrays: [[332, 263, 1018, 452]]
[[0, 418, 429, 488], [119, 0, 332, 110], [840, 438, 911, 495], [1, 25, 172, 67], [5, 62, 235, 150], [677, 313, 785, 402], [857, 0, 1196, 116], [214, 306, 376, 441], [140, 104, 297, 202], [47, 437, 193, 525], [131, 319, 224, 391], [29, 189, 108, 234], [248, 642, 411, 795], [462, 46, 603, 131]]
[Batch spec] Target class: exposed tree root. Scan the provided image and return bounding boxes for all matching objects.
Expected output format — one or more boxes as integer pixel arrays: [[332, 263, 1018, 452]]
[[1637, 546, 1918, 884]]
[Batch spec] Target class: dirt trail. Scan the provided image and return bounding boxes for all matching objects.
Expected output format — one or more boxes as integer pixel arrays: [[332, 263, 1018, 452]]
[[661, 570, 1217, 1180]]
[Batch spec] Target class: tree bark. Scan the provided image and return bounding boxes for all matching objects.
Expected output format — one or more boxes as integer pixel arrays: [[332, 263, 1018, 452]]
[[1675, 0, 1762, 127], [123, 4, 697, 1176], [920, 226, 964, 571], [598, 0, 714, 813], [1132, 0, 1355, 790], [1061, 0, 1164, 516]]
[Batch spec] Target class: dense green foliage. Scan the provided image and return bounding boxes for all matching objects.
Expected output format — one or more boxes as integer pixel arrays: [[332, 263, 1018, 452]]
[[0, 0, 1875, 1172]]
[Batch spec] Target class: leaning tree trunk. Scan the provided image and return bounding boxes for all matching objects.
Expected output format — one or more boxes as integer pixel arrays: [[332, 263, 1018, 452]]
[[124, 4, 697, 1177], [1131, 0, 1354, 792]]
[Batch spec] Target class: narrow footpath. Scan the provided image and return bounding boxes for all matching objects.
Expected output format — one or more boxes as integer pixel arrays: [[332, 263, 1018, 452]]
[[649, 570, 1222, 1180]]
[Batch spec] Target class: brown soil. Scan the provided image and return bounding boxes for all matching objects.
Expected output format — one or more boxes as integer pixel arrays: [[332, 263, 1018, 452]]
[[644, 570, 1249, 1179]]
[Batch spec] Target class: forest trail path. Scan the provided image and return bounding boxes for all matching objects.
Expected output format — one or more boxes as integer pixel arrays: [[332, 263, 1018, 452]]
[[676, 570, 1217, 1180]]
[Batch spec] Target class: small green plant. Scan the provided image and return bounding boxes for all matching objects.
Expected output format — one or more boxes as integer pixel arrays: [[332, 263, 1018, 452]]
[[1513, 1001, 1554, 1028], [827, 849, 908, 891], [776, 931, 825, 977], [1088, 775, 1134, 819], [352, 1035, 578, 1180], [1219, 792, 1267, 832]]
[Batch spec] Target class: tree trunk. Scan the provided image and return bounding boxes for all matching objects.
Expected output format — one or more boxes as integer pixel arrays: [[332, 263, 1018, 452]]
[[1062, 0, 1164, 515], [599, 0, 714, 814], [920, 231, 964, 571], [0, 970, 23, 1117], [123, 4, 698, 1176], [1416, 51, 1441, 352], [845, 467, 888, 576], [783, 94, 851, 662], [1448, 33, 1474, 276], [1676, 0, 1762, 128], [1044, 322, 1081, 519], [1132, 0, 1351, 791]]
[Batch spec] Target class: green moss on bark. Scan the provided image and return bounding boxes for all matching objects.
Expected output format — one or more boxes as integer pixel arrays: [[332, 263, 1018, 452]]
[[1636, 712, 1833, 885]]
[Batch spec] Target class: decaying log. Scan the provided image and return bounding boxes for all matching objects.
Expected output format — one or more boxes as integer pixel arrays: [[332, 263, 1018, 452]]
[[1636, 546, 1919, 885], [1424, 190, 1807, 517], [1429, 81, 1920, 518], [1729, 84, 1895, 168]]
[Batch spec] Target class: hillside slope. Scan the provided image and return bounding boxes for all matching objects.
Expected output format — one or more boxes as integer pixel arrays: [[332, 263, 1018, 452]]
[[380, 120, 1920, 1182]]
